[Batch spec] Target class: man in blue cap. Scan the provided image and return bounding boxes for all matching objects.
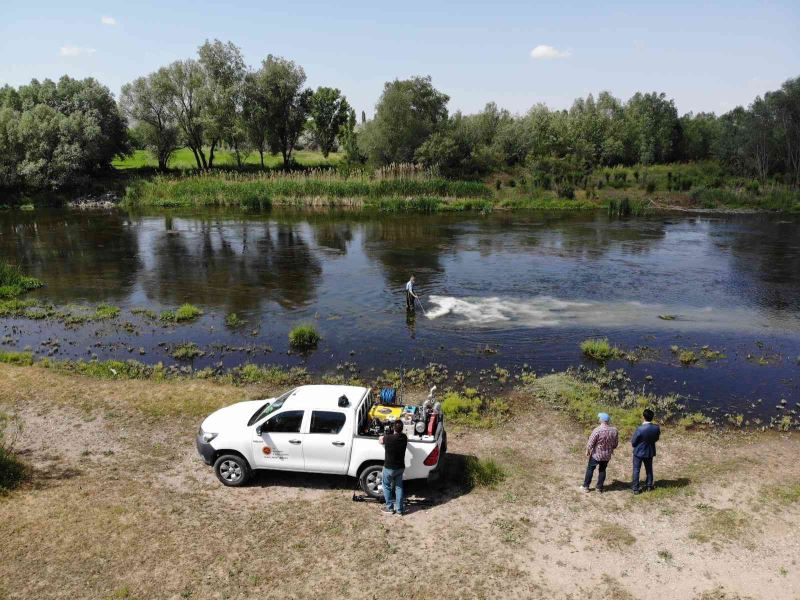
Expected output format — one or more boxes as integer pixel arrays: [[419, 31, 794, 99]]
[[581, 412, 619, 493]]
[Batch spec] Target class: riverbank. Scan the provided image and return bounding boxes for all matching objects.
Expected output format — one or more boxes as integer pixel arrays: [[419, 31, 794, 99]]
[[0, 362, 798, 599]]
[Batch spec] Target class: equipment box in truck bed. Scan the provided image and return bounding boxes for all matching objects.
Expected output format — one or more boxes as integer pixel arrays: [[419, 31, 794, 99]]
[[196, 384, 446, 498]]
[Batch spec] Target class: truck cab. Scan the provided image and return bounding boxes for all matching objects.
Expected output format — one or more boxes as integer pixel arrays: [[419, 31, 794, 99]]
[[196, 384, 446, 498]]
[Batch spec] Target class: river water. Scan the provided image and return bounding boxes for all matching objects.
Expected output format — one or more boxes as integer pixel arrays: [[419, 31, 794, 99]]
[[1, 208, 798, 420]]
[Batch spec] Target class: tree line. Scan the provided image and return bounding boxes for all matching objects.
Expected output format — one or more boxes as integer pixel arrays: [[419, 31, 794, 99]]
[[0, 37, 797, 190]]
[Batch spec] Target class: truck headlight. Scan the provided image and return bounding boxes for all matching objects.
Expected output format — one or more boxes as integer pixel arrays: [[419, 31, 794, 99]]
[[200, 429, 218, 443]]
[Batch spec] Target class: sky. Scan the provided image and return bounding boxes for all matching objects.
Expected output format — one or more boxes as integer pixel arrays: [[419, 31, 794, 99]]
[[1, 0, 798, 117]]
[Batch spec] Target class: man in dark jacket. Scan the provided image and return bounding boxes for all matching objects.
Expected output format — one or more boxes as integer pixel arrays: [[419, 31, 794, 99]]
[[631, 408, 661, 494], [379, 420, 408, 515]]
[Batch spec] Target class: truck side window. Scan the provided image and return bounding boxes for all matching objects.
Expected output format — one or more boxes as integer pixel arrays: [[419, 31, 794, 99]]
[[310, 411, 346, 434], [263, 411, 304, 433]]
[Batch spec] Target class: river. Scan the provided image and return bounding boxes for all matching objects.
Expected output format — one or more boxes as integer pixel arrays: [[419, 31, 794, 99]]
[[1, 208, 798, 421]]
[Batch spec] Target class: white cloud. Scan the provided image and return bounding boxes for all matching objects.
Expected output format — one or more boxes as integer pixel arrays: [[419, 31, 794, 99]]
[[101, 16, 117, 26], [530, 45, 571, 60], [59, 45, 97, 57]]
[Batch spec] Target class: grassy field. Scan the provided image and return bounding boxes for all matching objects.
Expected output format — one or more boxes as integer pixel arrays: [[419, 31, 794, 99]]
[[113, 148, 341, 171], [0, 361, 798, 599]]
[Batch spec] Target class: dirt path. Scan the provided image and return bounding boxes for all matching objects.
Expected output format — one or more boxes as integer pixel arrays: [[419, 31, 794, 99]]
[[0, 365, 798, 599]]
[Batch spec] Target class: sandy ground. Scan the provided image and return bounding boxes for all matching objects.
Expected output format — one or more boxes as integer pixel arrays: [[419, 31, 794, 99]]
[[0, 364, 799, 600]]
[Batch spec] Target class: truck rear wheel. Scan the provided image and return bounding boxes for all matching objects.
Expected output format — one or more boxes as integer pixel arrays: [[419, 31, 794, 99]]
[[359, 464, 384, 500], [213, 454, 251, 487]]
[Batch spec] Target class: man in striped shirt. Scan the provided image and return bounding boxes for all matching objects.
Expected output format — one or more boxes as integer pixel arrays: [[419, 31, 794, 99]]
[[581, 412, 619, 493]]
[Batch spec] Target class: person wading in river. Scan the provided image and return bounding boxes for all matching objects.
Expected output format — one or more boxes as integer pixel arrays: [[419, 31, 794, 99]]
[[405, 275, 419, 311], [581, 412, 619, 493]]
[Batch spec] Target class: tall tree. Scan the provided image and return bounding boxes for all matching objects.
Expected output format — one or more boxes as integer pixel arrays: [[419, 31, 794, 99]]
[[260, 55, 312, 169], [359, 76, 449, 165], [241, 70, 271, 168], [309, 87, 351, 158], [120, 68, 179, 170], [197, 39, 246, 168], [164, 59, 208, 169]]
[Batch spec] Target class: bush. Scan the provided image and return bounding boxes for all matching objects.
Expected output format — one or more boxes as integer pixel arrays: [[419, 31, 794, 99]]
[[645, 180, 656, 193], [580, 338, 622, 361], [289, 324, 320, 350]]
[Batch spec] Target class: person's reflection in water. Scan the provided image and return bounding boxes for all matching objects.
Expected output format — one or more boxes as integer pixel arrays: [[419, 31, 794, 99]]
[[405, 309, 416, 339]]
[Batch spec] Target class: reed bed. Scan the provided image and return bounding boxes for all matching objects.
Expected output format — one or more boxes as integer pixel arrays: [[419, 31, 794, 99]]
[[123, 164, 492, 209]]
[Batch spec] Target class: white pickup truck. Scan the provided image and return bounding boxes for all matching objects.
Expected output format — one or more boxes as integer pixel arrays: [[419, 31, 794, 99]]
[[196, 385, 447, 498]]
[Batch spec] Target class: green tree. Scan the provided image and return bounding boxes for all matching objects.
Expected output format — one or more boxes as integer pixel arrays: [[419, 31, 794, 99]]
[[260, 55, 312, 169], [164, 59, 209, 169], [120, 68, 180, 170], [241, 70, 271, 168], [623, 92, 680, 164], [309, 87, 351, 158], [197, 39, 246, 168], [359, 76, 449, 165]]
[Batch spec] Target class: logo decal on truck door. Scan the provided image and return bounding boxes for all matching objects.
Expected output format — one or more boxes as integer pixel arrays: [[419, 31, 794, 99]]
[[262, 446, 272, 456]]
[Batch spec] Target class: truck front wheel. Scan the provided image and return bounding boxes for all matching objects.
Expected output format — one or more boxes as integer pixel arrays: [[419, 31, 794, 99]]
[[358, 464, 384, 500], [213, 454, 251, 487]]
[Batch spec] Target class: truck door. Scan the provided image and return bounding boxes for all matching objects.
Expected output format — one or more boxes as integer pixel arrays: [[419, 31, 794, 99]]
[[302, 410, 351, 474], [252, 410, 306, 470]]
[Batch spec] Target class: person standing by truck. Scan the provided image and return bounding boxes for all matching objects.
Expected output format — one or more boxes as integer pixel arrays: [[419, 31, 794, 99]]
[[405, 275, 419, 311], [379, 420, 408, 515]]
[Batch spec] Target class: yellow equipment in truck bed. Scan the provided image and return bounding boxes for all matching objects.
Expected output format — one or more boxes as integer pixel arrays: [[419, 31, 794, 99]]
[[368, 404, 404, 422]]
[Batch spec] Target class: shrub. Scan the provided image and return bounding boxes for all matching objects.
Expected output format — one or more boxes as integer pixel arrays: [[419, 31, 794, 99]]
[[289, 324, 320, 350], [464, 456, 506, 489], [580, 338, 622, 361], [645, 181, 656, 193]]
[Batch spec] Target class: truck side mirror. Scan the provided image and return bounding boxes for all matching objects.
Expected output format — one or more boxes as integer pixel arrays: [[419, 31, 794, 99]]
[[255, 425, 262, 436]]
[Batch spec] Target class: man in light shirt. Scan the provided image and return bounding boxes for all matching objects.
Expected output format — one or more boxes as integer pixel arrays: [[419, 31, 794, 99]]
[[581, 412, 619, 493], [405, 275, 419, 311]]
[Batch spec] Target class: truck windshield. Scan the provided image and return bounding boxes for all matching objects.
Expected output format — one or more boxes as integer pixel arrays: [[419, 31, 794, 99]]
[[247, 389, 294, 426]]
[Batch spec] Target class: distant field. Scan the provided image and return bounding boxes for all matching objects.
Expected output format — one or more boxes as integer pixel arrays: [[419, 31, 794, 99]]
[[113, 148, 341, 171]]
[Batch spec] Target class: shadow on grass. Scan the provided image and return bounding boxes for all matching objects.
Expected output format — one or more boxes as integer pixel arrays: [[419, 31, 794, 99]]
[[246, 452, 475, 513], [597, 477, 692, 495]]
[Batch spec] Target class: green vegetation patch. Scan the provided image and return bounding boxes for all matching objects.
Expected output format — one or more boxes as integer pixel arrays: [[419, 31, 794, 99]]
[[0, 351, 34, 366], [161, 303, 203, 323], [222, 363, 311, 386], [440, 388, 509, 428], [225, 313, 245, 328], [288, 324, 320, 350], [464, 456, 506, 489], [171, 343, 204, 361], [580, 338, 623, 362], [0, 262, 43, 299]]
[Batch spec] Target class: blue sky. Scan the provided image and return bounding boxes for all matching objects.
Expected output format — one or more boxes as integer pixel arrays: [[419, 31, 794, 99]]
[[1, 1, 798, 117]]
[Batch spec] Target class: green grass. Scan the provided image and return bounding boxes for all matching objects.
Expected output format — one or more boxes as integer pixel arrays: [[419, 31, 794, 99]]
[[171, 342, 204, 361], [464, 456, 506, 489], [688, 508, 748, 543], [0, 411, 30, 494], [0, 351, 34, 366], [288, 324, 320, 350], [124, 171, 492, 209], [223, 363, 311, 386], [225, 313, 245, 328], [580, 338, 623, 361], [440, 388, 509, 428], [0, 262, 43, 299], [160, 303, 203, 323], [113, 148, 341, 171]]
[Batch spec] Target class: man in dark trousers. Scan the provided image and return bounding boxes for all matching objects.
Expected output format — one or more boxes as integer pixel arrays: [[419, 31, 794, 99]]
[[631, 408, 661, 494], [379, 420, 408, 515], [405, 275, 419, 311]]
